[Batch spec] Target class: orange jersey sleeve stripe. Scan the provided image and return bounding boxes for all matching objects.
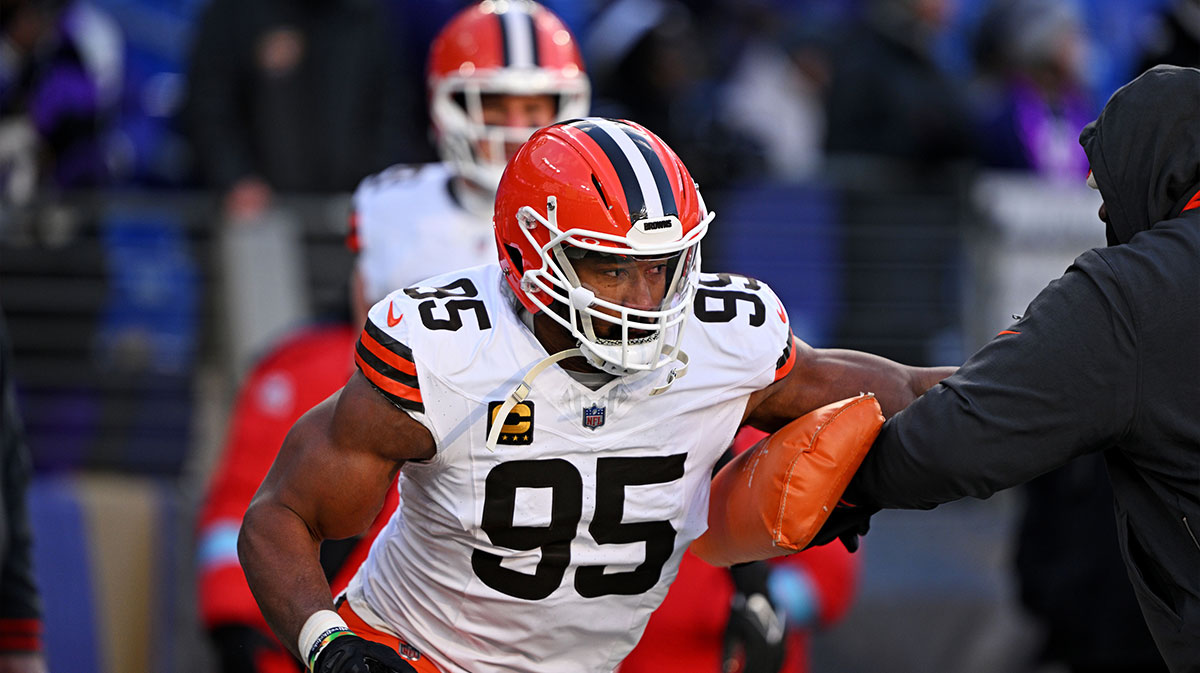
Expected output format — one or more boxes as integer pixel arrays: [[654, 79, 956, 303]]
[[359, 328, 418, 376], [356, 352, 424, 404]]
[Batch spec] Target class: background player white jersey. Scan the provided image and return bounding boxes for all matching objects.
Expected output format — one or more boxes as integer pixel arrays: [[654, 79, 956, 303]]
[[348, 0, 589, 328], [347, 264, 795, 673], [351, 163, 495, 302]]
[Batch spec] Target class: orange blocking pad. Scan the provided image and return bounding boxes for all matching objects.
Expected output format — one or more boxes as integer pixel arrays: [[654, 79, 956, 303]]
[[692, 394, 883, 567]]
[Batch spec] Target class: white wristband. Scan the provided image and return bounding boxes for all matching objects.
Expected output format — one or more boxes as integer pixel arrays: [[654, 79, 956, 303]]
[[298, 609, 350, 670]]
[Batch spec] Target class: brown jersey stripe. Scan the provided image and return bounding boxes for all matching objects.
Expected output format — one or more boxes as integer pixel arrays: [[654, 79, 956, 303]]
[[774, 333, 796, 382], [356, 352, 424, 412], [359, 327, 417, 376], [363, 320, 416, 365]]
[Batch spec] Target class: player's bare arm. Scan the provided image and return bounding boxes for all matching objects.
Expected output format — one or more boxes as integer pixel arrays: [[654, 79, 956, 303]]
[[238, 371, 435, 659], [743, 337, 955, 430]]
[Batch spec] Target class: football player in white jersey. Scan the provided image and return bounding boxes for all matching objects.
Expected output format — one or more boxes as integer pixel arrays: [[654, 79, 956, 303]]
[[348, 0, 589, 328], [202, 3, 590, 672], [240, 118, 956, 673]]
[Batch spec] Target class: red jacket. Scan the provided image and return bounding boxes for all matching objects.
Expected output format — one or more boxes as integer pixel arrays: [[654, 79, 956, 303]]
[[196, 324, 398, 672]]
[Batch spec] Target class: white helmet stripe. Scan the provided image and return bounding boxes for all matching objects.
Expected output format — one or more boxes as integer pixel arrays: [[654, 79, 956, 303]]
[[500, 6, 537, 68]]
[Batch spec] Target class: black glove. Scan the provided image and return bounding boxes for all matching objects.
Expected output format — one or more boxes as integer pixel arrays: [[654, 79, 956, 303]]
[[804, 503, 879, 552], [209, 624, 285, 673], [721, 562, 787, 673], [313, 634, 417, 673]]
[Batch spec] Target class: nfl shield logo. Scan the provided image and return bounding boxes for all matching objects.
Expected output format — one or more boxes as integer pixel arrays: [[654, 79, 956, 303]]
[[582, 403, 606, 430], [399, 643, 421, 662]]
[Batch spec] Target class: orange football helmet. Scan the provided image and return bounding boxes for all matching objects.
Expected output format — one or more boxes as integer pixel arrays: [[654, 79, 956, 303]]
[[427, 1, 590, 192], [493, 118, 713, 375]]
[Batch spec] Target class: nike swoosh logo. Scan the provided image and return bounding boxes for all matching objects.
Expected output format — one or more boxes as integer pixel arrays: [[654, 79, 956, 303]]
[[776, 305, 787, 324], [387, 302, 403, 327]]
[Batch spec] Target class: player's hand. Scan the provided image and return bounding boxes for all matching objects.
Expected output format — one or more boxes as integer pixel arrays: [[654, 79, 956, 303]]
[[313, 634, 418, 673], [721, 562, 786, 673]]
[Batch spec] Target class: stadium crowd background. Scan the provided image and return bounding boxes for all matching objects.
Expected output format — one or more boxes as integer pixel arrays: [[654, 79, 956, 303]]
[[0, 0, 1189, 670]]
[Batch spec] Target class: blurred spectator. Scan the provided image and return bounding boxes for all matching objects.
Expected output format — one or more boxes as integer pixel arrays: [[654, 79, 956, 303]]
[[1015, 454, 1168, 673], [824, 0, 973, 166], [620, 426, 859, 673], [716, 6, 833, 182], [0, 307, 48, 673], [0, 0, 124, 199], [824, 0, 972, 368], [1135, 0, 1200, 73], [195, 3, 588, 670], [584, 0, 766, 191], [970, 0, 1094, 181], [182, 0, 429, 220]]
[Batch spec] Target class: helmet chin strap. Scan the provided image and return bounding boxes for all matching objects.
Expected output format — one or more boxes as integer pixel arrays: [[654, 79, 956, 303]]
[[648, 348, 688, 396], [486, 348, 583, 452]]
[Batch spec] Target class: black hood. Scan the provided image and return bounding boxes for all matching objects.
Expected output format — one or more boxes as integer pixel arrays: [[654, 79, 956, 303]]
[[1079, 64, 1200, 245]]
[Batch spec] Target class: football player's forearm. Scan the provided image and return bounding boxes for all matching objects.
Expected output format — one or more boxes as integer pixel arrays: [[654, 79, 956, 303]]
[[238, 501, 335, 660], [861, 361, 954, 418], [813, 349, 949, 419]]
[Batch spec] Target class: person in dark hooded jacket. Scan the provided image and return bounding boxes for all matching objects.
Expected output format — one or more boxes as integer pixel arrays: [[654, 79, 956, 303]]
[[832, 64, 1200, 672]]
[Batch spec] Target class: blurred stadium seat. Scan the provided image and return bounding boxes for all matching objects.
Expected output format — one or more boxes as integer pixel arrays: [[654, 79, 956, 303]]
[[708, 180, 842, 348], [29, 473, 187, 673]]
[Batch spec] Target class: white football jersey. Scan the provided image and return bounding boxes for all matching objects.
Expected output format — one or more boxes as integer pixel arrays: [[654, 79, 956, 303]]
[[352, 163, 496, 303], [347, 264, 797, 673]]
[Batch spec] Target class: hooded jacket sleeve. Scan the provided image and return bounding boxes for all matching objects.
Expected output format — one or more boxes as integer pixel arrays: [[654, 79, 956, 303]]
[[846, 250, 1137, 509]]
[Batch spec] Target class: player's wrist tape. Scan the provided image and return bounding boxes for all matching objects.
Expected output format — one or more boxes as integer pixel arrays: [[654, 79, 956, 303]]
[[299, 609, 351, 671]]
